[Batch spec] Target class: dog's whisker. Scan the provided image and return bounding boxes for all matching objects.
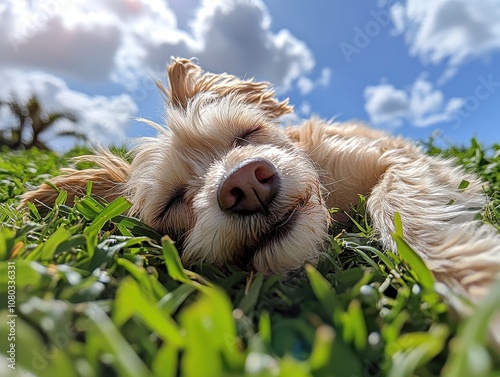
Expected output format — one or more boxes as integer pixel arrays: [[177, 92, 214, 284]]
[[210, 228, 219, 257], [275, 207, 298, 228]]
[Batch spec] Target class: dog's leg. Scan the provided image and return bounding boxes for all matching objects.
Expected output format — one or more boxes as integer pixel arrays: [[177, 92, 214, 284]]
[[367, 148, 500, 346], [291, 119, 500, 343], [21, 151, 129, 211], [367, 149, 500, 303], [290, 119, 500, 302]]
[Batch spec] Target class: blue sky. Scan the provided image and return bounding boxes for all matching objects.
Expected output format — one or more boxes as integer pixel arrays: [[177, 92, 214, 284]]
[[1, 0, 500, 150]]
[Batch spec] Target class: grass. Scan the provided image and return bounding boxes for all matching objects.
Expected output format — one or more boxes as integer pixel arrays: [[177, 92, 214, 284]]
[[0, 138, 499, 377]]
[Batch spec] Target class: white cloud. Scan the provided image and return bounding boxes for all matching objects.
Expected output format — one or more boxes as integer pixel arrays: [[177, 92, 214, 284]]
[[364, 84, 409, 127], [364, 74, 464, 128], [0, 70, 137, 151], [137, 0, 317, 92], [317, 68, 332, 87], [297, 68, 332, 95], [297, 77, 315, 95], [0, 0, 319, 91], [299, 101, 311, 116], [0, 1, 123, 81], [390, 0, 500, 81], [389, 3, 406, 34]]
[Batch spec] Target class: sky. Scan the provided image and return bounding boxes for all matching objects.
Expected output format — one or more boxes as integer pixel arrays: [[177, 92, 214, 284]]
[[1, 0, 500, 151]]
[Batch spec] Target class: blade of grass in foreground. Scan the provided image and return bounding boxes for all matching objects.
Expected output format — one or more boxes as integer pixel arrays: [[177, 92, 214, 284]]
[[26, 225, 71, 261], [238, 272, 264, 314], [161, 235, 190, 284], [84, 303, 150, 377], [387, 324, 449, 377], [392, 213, 435, 291], [309, 325, 335, 371], [113, 277, 184, 346], [342, 299, 367, 351], [83, 197, 131, 259], [84, 196, 131, 235], [442, 277, 500, 377], [306, 264, 343, 327], [0, 227, 15, 259], [115, 256, 168, 299], [180, 286, 245, 376]]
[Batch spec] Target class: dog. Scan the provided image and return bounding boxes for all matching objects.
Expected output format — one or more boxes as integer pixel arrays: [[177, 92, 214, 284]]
[[22, 58, 500, 339]]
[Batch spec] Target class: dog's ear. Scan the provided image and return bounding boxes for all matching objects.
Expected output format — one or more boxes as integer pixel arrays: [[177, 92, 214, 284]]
[[158, 57, 293, 118], [21, 151, 130, 212]]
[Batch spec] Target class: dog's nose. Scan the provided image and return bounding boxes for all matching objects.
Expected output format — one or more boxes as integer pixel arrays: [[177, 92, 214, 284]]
[[217, 158, 280, 215]]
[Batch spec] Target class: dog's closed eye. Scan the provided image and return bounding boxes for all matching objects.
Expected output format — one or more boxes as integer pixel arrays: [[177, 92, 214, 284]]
[[234, 126, 263, 147], [160, 186, 187, 218]]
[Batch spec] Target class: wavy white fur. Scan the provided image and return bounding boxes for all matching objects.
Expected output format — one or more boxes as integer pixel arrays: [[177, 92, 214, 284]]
[[22, 58, 500, 345]]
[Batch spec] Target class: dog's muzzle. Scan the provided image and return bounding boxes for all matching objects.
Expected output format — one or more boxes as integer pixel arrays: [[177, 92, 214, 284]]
[[217, 158, 281, 215]]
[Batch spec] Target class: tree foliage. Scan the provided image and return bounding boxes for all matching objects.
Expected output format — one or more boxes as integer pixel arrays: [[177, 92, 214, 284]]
[[0, 95, 85, 150]]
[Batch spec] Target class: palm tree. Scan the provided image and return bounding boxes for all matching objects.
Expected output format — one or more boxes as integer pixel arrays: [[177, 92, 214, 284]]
[[0, 95, 86, 150], [0, 97, 27, 149]]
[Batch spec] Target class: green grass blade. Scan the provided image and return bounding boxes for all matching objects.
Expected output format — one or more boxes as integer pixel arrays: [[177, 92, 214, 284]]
[[115, 257, 168, 300], [113, 277, 184, 346], [26, 225, 71, 261], [306, 264, 343, 327], [179, 287, 244, 376], [161, 236, 190, 283], [114, 215, 163, 240], [0, 227, 15, 260], [442, 277, 500, 377], [82, 197, 131, 260], [84, 303, 151, 377], [157, 283, 197, 315], [342, 300, 367, 351], [392, 233, 435, 291], [258, 310, 272, 346], [74, 195, 104, 220], [309, 325, 335, 371], [388, 325, 449, 377], [84, 197, 131, 238], [152, 342, 178, 377], [87, 236, 151, 271], [394, 212, 404, 237], [238, 272, 264, 313]]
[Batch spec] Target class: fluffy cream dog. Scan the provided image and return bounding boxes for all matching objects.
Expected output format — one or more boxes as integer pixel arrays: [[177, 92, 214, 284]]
[[23, 59, 500, 322]]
